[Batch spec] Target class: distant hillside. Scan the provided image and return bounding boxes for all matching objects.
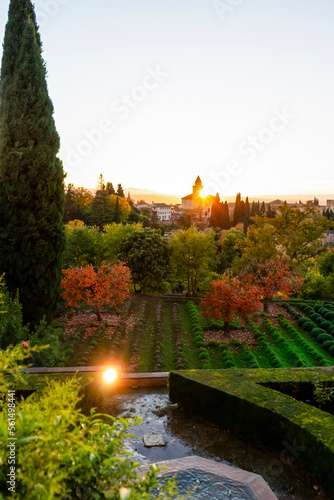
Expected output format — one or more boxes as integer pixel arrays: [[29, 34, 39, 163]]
[[87, 187, 334, 206]]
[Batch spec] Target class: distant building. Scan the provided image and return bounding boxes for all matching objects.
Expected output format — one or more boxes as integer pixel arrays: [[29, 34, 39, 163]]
[[182, 176, 215, 219], [324, 230, 334, 245], [151, 203, 171, 221], [135, 202, 150, 211], [327, 200, 334, 211]]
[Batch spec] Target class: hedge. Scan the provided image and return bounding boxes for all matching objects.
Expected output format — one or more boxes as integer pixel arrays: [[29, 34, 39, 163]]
[[169, 367, 334, 499]]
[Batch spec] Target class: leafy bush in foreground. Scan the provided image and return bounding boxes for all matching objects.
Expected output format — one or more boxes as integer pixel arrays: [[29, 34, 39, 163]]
[[0, 345, 178, 499]]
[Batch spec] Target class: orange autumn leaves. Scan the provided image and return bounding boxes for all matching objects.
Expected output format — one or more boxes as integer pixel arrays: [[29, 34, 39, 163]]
[[61, 262, 131, 321], [201, 257, 303, 327]]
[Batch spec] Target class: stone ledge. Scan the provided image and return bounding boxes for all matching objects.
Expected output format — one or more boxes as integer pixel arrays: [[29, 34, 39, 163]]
[[138, 456, 278, 500]]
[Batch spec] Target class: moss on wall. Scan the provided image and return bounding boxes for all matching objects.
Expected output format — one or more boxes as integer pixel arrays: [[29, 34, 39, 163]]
[[169, 367, 334, 499]]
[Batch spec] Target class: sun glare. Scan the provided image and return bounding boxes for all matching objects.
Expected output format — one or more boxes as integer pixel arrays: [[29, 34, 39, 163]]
[[103, 368, 118, 384]]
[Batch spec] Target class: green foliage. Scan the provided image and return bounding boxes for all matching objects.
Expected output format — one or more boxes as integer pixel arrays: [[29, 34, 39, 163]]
[[89, 191, 114, 230], [0, 0, 65, 326], [63, 226, 103, 268], [0, 280, 28, 348], [313, 373, 334, 406], [0, 278, 68, 366], [319, 250, 334, 276], [101, 223, 142, 263], [243, 205, 329, 266], [187, 302, 212, 368], [0, 345, 178, 499], [28, 319, 70, 367], [120, 228, 169, 293], [219, 229, 245, 270], [169, 227, 216, 295]]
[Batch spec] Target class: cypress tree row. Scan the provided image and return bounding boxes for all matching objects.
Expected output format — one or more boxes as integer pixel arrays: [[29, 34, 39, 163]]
[[0, 0, 65, 326]]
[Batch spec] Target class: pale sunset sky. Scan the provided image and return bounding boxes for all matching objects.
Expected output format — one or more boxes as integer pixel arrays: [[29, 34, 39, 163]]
[[0, 0, 333, 200]]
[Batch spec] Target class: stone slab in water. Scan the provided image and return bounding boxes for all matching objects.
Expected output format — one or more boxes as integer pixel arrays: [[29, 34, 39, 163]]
[[143, 433, 166, 447]]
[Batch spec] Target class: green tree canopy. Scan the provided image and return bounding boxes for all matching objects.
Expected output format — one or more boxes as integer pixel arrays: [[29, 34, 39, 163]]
[[63, 226, 103, 269], [169, 227, 216, 295], [0, 0, 65, 325], [101, 223, 142, 262], [241, 205, 329, 267], [119, 228, 169, 293]]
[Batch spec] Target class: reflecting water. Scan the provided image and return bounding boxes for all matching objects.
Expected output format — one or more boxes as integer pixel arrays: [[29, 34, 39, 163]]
[[99, 386, 329, 500], [155, 469, 257, 499]]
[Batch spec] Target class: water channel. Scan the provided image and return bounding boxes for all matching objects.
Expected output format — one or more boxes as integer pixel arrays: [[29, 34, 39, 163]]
[[99, 386, 328, 500]]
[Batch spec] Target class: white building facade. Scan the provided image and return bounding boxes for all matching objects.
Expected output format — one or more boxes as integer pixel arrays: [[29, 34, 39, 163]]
[[151, 203, 172, 221]]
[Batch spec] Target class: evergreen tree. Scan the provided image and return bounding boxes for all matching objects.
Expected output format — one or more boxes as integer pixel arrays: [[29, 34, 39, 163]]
[[113, 196, 121, 223], [221, 201, 231, 229], [116, 183, 125, 197], [250, 201, 257, 217], [261, 201, 266, 213], [105, 182, 115, 195], [97, 173, 105, 192], [209, 193, 222, 228], [64, 183, 83, 223], [0, 0, 65, 325], [233, 193, 241, 225], [89, 192, 114, 231], [266, 203, 276, 219], [239, 200, 246, 223], [244, 197, 250, 233]]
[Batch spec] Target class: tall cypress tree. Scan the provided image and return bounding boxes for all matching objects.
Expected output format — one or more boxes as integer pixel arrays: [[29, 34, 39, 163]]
[[244, 196, 250, 233], [221, 201, 231, 229], [0, 0, 65, 325], [113, 196, 121, 223]]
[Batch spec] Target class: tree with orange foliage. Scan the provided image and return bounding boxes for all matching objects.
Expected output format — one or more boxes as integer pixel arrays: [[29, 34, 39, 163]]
[[238, 257, 303, 312], [200, 275, 262, 331], [61, 262, 131, 321]]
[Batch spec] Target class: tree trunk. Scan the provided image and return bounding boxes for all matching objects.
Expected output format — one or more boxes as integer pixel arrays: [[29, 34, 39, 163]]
[[95, 306, 102, 322], [224, 320, 231, 333], [263, 298, 270, 313]]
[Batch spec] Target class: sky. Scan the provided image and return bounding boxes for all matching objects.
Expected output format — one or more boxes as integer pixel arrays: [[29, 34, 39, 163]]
[[0, 0, 334, 200]]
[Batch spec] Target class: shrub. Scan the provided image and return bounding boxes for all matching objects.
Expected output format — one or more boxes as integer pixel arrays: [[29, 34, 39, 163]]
[[0, 345, 177, 499], [322, 340, 334, 351], [317, 333, 334, 343], [324, 312, 334, 322], [310, 313, 323, 322], [0, 281, 28, 348], [311, 328, 326, 338], [299, 319, 316, 332], [320, 320, 333, 332], [207, 340, 219, 349], [28, 319, 69, 367], [329, 345, 334, 355]]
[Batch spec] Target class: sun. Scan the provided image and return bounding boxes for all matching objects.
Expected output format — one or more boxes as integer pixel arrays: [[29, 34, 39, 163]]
[[103, 368, 118, 384]]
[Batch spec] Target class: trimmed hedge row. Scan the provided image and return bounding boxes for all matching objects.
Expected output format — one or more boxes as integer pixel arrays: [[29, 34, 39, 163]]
[[187, 301, 212, 369], [169, 367, 334, 500], [154, 302, 164, 371], [172, 303, 186, 370], [297, 302, 334, 336], [248, 321, 283, 367], [263, 317, 306, 367], [218, 342, 237, 369], [278, 314, 329, 365]]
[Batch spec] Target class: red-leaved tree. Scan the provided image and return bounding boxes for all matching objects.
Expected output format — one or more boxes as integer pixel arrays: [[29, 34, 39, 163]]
[[61, 262, 131, 321], [200, 275, 262, 331], [238, 257, 303, 312]]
